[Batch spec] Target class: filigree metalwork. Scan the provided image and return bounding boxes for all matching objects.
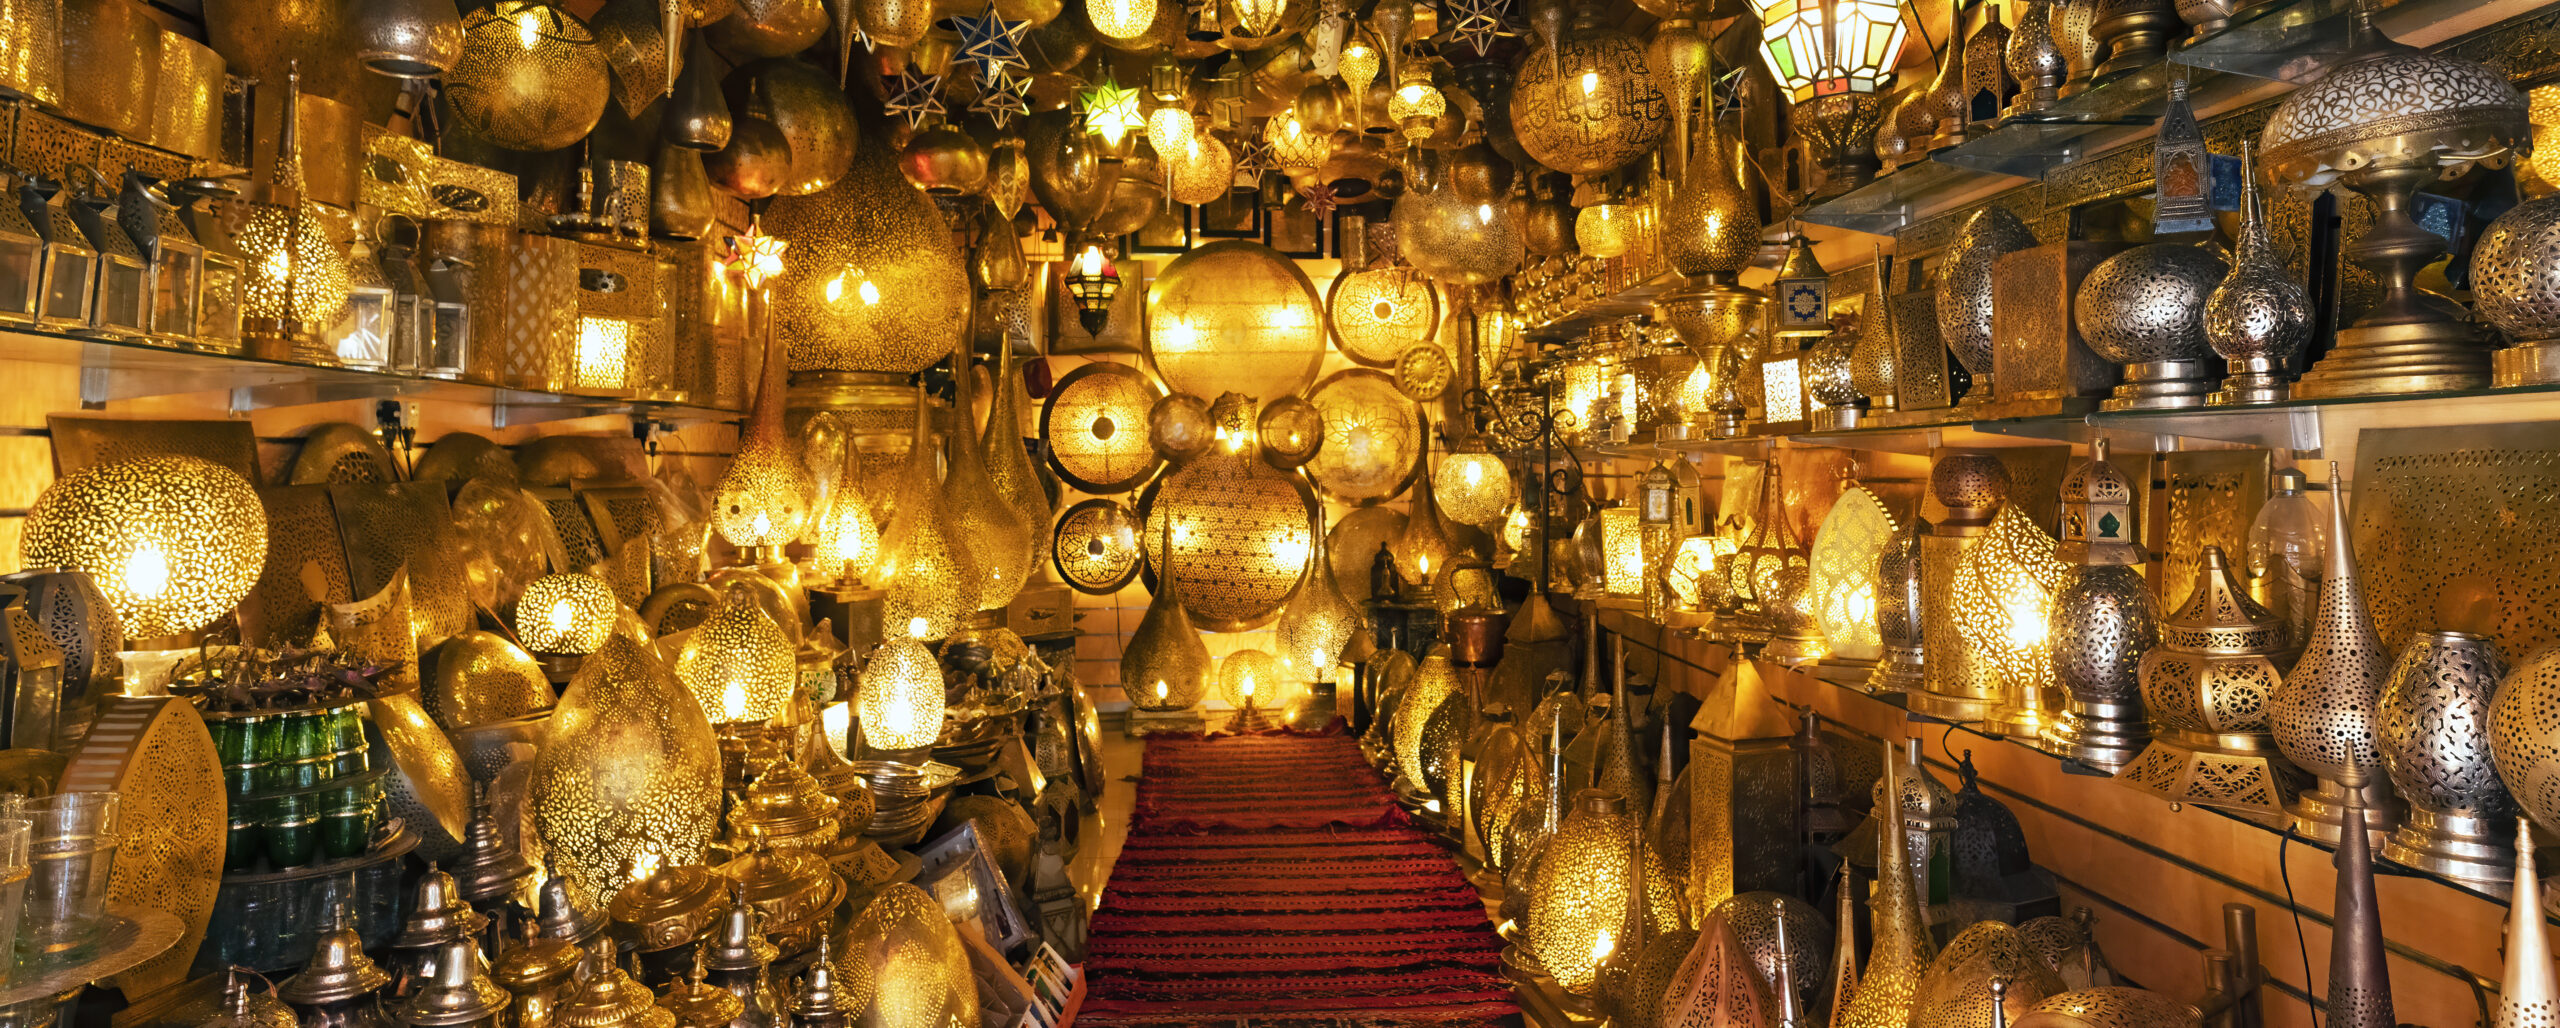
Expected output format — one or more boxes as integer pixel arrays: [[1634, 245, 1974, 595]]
[[1306, 368, 1424, 507], [1040, 360, 1164, 495], [2376, 629, 2513, 886], [2351, 428, 2560, 666]]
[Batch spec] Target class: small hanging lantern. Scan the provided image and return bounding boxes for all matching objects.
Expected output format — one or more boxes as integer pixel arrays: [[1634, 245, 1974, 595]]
[[1062, 243, 1121, 336], [0, 165, 46, 327], [1389, 65, 1446, 142], [420, 249, 474, 379], [2055, 437, 2144, 566], [2150, 77, 2211, 239], [1772, 233, 1831, 339]]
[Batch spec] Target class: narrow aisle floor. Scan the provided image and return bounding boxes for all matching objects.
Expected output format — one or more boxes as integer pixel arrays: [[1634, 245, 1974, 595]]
[[1069, 723, 1520, 1027]]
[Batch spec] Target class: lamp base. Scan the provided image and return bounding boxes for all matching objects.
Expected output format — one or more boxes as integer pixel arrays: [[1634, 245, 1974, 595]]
[[2381, 806, 2514, 893], [2493, 338, 2560, 387], [1810, 405, 1864, 431], [1985, 692, 2057, 741], [1868, 645, 1926, 695], [2292, 317, 2489, 398], [2040, 699, 2149, 773], [537, 652, 587, 684], [1226, 702, 1278, 734], [1904, 685, 1997, 723], [2113, 730, 2297, 822], [2286, 774, 2400, 850], [2209, 362, 2293, 406], [2099, 360, 2220, 411]]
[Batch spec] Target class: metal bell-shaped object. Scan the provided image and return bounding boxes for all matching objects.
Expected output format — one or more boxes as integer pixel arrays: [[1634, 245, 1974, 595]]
[[391, 867, 492, 985], [449, 788, 536, 918], [396, 937, 509, 1028], [664, 36, 734, 152], [277, 907, 396, 1015], [553, 937, 674, 1028], [537, 874, 609, 946]]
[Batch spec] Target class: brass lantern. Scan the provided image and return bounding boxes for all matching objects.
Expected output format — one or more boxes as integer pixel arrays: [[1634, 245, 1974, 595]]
[[1525, 789, 1678, 996], [2044, 438, 2157, 772], [62, 168, 150, 342], [24, 171, 98, 333], [673, 584, 798, 726], [20, 454, 266, 646], [1062, 244, 1121, 336], [855, 636, 943, 752], [1511, 3, 1668, 177], [2117, 545, 2296, 820], [531, 629, 723, 911], [514, 574, 620, 656], [445, 2, 611, 152], [236, 67, 351, 356], [763, 142, 969, 375], [0, 165, 48, 326], [1958, 504, 2072, 741]]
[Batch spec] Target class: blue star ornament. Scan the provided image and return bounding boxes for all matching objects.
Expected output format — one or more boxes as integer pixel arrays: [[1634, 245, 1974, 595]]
[[954, 4, 1031, 85]]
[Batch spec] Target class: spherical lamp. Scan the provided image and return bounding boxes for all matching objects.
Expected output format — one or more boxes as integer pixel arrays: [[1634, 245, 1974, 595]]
[[1217, 648, 1296, 709], [1511, 6, 1669, 176], [1435, 451, 1515, 528], [531, 630, 722, 910], [856, 636, 945, 752], [1266, 107, 1333, 170], [1394, 187, 1523, 287], [444, 2, 610, 151], [1147, 240, 1328, 403], [514, 574, 619, 656], [673, 584, 798, 726], [21, 455, 267, 645], [1088, 0, 1156, 39], [1166, 131, 1234, 207], [762, 142, 969, 375]]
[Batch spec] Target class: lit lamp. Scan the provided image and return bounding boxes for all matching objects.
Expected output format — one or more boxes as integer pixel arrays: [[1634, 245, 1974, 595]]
[[1389, 66, 1446, 142], [673, 583, 798, 728], [1958, 504, 2072, 741], [1273, 507, 1360, 687], [1749, 0, 1908, 197], [713, 221, 811, 566], [876, 395, 982, 642], [19, 455, 266, 660], [1909, 453, 2011, 720], [2116, 545, 2297, 821], [1394, 652, 1461, 796], [1217, 649, 1291, 731], [855, 634, 944, 757], [531, 630, 723, 911], [1808, 484, 1896, 665], [1062, 244, 1120, 335], [515, 573, 620, 679], [1340, 37, 1380, 123], [1087, 0, 1155, 39], [1599, 506, 1645, 608], [809, 490, 880, 586], [1526, 789, 1662, 998], [1434, 450, 1515, 528], [1122, 520, 1211, 735], [1392, 476, 1459, 600], [1266, 106, 1333, 172], [1574, 199, 1637, 260], [237, 64, 351, 359]]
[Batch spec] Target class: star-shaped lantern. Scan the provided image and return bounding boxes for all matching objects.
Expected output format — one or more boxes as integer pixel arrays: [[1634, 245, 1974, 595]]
[[952, 4, 1030, 85], [1300, 184, 1339, 218], [887, 69, 946, 129], [1079, 76, 1146, 147], [1233, 137, 1275, 178], [1447, 0, 1513, 56], [972, 70, 1033, 128], [724, 219, 789, 289]]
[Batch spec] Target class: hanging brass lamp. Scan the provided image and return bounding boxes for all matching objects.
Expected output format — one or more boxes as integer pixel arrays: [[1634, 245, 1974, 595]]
[[875, 392, 983, 642]]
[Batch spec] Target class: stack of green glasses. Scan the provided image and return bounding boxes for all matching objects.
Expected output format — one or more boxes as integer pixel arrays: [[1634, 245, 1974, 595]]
[[207, 702, 386, 871]]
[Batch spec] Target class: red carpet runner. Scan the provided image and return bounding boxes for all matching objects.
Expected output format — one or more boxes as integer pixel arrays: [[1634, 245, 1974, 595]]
[[1079, 725, 1520, 1027]]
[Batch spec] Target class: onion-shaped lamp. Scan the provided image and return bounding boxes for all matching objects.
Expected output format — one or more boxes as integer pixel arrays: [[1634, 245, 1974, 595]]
[[763, 141, 969, 375], [445, 2, 610, 152], [20, 454, 266, 649], [1393, 473, 1460, 598], [943, 340, 1032, 614], [1526, 788, 1679, 998], [855, 636, 944, 755], [1122, 518, 1210, 725], [1274, 506, 1361, 686], [710, 295, 812, 563], [673, 583, 799, 727], [809, 489, 880, 586], [531, 628, 722, 910]]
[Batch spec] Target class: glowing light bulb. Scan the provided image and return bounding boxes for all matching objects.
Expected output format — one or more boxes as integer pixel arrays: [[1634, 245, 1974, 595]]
[[723, 681, 749, 721], [1592, 928, 1615, 963], [2005, 591, 2048, 649], [548, 599, 575, 637], [1077, 245, 1108, 277], [1463, 463, 1483, 486], [1417, 554, 1432, 575], [751, 510, 772, 539], [123, 540, 169, 601], [859, 279, 880, 305], [1241, 673, 1256, 699], [516, 9, 542, 48], [1580, 71, 1599, 96], [629, 845, 661, 883], [908, 616, 931, 639], [1155, 680, 1169, 702], [1477, 203, 1494, 225]]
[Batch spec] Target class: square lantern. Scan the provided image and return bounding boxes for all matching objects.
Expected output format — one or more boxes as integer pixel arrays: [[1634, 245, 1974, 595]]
[[1688, 661, 1801, 917], [375, 226, 433, 376], [118, 176, 204, 347], [1757, 345, 1817, 435], [572, 243, 667, 398], [1992, 242, 2130, 407], [62, 179, 150, 340], [177, 193, 243, 352], [1599, 505, 1646, 609], [0, 173, 47, 325], [23, 177, 97, 333], [326, 230, 395, 371]]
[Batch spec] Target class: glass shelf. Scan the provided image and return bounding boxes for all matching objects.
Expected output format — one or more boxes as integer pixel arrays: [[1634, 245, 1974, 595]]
[[2086, 379, 2560, 452], [0, 326, 744, 427], [2171, 0, 2361, 82], [1798, 158, 1995, 235]]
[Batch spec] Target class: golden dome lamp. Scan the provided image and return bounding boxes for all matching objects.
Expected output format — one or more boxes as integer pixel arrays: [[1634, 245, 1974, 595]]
[[854, 634, 945, 759], [19, 453, 266, 656], [514, 573, 621, 681], [674, 582, 799, 729]]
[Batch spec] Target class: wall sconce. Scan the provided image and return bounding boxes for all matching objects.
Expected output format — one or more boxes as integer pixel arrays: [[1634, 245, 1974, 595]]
[[1062, 243, 1120, 335]]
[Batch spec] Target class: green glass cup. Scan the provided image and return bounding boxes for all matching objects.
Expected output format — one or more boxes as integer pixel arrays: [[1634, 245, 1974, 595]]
[[317, 782, 381, 860], [260, 793, 317, 869], [224, 816, 261, 871]]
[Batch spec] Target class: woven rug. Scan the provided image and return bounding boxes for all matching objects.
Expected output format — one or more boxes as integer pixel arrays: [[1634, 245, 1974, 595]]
[[1079, 725, 1520, 1027]]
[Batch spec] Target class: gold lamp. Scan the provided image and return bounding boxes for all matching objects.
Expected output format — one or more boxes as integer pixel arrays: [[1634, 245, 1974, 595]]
[[236, 65, 350, 355], [20, 454, 266, 647], [1599, 506, 1647, 605], [1525, 788, 1677, 997], [710, 277, 812, 562], [875, 393, 983, 641], [1808, 484, 1897, 665], [531, 628, 723, 910], [1274, 506, 1361, 685], [943, 339, 1033, 614], [1393, 472, 1459, 595], [1328, 267, 1440, 369], [1749, 0, 1906, 195], [762, 141, 969, 375], [673, 583, 798, 726], [516, 573, 620, 655], [1389, 65, 1447, 142], [1266, 106, 1334, 172], [855, 636, 944, 753], [1166, 130, 1233, 207], [1837, 741, 1936, 1028], [1088, 0, 1156, 39], [1395, 652, 1462, 792], [808, 489, 880, 586], [1955, 504, 2072, 740], [1143, 400, 1320, 630], [1434, 450, 1515, 528], [1217, 648, 1294, 730], [1147, 240, 1329, 404], [1123, 518, 1211, 727]]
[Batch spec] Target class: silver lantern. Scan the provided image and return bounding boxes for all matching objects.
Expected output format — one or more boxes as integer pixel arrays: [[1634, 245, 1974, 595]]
[[2205, 143, 2312, 405], [2492, 646, 2560, 852], [2075, 242, 2228, 411], [2269, 461, 2399, 847], [2046, 439, 2158, 773], [1871, 518, 1927, 695], [2376, 628, 2513, 889], [2117, 545, 2298, 822], [2476, 188, 2560, 388], [1936, 207, 2037, 403], [0, 568, 116, 751]]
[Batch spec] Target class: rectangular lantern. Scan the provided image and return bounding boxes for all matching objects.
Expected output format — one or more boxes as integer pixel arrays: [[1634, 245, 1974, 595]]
[[1888, 280, 1955, 412], [119, 175, 204, 347], [0, 171, 46, 325], [1757, 346, 1814, 435], [1992, 242, 2130, 406], [178, 194, 243, 351], [326, 231, 395, 371], [573, 243, 667, 398], [63, 179, 149, 340], [1600, 505, 1646, 608], [23, 177, 96, 332], [1687, 660, 1801, 918], [0, 585, 64, 752]]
